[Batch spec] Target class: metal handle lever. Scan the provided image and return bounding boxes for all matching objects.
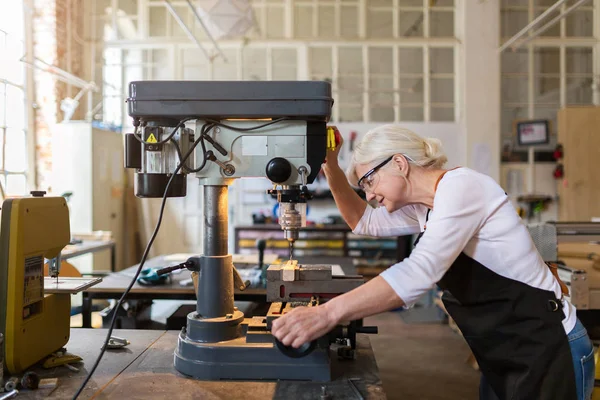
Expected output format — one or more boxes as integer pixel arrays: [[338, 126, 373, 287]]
[[233, 267, 250, 291]]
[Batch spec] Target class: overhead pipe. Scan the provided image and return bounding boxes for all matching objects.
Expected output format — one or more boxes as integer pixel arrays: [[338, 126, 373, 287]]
[[185, 0, 227, 63], [511, 0, 591, 50], [498, 0, 567, 53], [163, 0, 215, 62]]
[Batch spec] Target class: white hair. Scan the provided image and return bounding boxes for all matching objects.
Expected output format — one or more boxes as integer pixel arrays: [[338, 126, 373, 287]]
[[347, 124, 448, 185]]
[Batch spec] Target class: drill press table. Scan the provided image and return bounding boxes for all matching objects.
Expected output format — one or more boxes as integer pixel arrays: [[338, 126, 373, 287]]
[[16, 328, 386, 399]]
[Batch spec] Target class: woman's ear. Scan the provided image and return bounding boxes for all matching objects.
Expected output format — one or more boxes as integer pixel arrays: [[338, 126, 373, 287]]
[[392, 154, 410, 175]]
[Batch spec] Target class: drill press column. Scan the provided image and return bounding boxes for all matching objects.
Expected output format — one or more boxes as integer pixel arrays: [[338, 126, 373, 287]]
[[197, 185, 234, 318]]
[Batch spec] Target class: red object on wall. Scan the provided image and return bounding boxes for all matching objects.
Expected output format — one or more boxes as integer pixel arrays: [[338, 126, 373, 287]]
[[553, 144, 564, 160], [553, 164, 564, 179]]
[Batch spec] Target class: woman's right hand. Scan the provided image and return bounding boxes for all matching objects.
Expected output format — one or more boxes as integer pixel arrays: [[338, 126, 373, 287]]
[[323, 126, 343, 172]]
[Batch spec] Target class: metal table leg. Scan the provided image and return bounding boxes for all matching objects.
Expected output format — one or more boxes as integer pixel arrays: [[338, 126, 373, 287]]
[[82, 293, 93, 328]]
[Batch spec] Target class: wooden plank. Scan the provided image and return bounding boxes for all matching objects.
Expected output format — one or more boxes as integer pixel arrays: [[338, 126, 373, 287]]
[[557, 106, 600, 221], [98, 332, 386, 400], [16, 329, 164, 400]]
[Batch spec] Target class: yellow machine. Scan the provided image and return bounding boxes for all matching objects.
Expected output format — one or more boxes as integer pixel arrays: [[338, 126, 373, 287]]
[[0, 194, 72, 373]]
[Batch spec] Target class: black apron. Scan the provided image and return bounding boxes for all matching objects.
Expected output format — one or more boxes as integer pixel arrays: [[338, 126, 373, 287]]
[[413, 209, 577, 400]]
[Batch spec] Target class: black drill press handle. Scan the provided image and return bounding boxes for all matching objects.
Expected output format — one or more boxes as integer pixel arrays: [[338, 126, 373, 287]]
[[256, 239, 266, 269]]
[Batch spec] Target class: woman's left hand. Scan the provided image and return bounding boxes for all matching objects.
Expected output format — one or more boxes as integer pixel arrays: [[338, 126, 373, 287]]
[[271, 304, 339, 348]]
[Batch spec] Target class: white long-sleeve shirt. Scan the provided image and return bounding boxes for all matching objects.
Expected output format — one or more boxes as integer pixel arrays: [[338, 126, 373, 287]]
[[354, 167, 576, 334]]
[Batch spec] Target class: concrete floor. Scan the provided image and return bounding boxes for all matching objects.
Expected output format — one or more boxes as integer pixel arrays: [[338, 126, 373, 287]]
[[366, 311, 480, 400]]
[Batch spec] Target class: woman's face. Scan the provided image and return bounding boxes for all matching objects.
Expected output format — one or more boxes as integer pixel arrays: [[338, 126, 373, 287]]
[[355, 157, 410, 213]]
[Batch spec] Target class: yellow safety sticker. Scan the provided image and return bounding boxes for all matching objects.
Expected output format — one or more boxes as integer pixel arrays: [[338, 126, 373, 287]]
[[147, 133, 158, 143]]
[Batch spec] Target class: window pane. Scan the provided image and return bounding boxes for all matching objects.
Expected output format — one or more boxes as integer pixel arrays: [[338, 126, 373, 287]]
[[368, 10, 393, 38], [338, 77, 363, 105], [243, 48, 267, 80], [272, 49, 297, 80], [433, 0, 454, 6], [151, 49, 170, 80], [369, 47, 393, 74], [183, 67, 209, 80], [213, 49, 238, 80], [341, 5, 359, 38], [430, 48, 454, 74], [339, 107, 362, 122], [371, 108, 395, 122], [339, 47, 363, 74], [5, 129, 26, 173], [267, 5, 285, 38], [431, 107, 454, 122], [534, 77, 560, 104], [501, 48, 528, 74], [0, 129, 4, 169], [567, 11, 593, 37], [168, 6, 189, 37], [534, 8, 560, 37], [533, 107, 558, 137], [309, 47, 332, 79], [318, 5, 336, 37], [398, 48, 423, 74], [502, 107, 528, 137], [399, 11, 424, 37], [566, 78, 593, 105], [118, 0, 138, 16], [399, 0, 423, 6], [429, 11, 454, 38], [370, 78, 394, 110], [566, 48, 593, 75], [500, 10, 528, 38], [6, 174, 26, 196], [6, 85, 25, 130], [295, 5, 313, 38], [148, 5, 166, 36], [5, 38, 24, 85], [400, 107, 424, 122], [430, 78, 454, 104], [502, 77, 528, 103], [400, 78, 424, 103], [0, 85, 5, 127], [534, 48, 559, 75]]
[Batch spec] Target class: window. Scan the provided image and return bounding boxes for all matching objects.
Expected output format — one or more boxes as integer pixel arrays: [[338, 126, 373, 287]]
[[500, 0, 595, 146], [93, 0, 458, 124], [0, 1, 28, 196]]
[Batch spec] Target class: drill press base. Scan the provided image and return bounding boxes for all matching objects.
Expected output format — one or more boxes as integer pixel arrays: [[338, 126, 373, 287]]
[[174, 316, 331, 381]]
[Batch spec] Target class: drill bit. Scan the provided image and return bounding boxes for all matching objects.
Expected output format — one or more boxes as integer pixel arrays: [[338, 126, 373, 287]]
[[289, 241, 294, 260]]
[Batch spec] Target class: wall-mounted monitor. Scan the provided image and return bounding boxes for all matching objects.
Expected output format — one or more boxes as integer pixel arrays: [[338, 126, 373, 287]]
[[516, 119, 550, 146]]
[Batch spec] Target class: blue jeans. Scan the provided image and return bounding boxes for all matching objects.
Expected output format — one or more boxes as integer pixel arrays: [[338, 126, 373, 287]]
[[479, 319, 595, 399], [568, 319, 596, 400]]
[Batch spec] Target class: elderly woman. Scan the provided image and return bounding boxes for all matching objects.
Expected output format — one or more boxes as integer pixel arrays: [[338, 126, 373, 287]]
[[271, 125, 595, 400]]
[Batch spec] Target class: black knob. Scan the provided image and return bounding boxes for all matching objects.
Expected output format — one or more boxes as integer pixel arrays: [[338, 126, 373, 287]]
[[256, 239, 266, 269], [266, 157, 292, 183], [30, 191, 46, 197]]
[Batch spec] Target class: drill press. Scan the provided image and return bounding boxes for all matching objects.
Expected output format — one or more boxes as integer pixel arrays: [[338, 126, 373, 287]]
[[124, 81, 375, 381]]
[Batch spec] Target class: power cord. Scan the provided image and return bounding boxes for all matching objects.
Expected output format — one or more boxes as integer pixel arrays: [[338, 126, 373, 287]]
[[71, 119, 205, 400], [72, 117, 290, 399]]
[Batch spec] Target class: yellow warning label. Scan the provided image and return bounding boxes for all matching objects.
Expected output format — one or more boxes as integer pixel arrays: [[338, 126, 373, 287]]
[[147, 133, 158, 143]]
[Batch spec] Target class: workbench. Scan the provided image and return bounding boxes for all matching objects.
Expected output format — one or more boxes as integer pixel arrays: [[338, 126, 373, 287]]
[[17, 329, 386, 399], [63, 239, 117, 272], [81, 256, 355, 328]]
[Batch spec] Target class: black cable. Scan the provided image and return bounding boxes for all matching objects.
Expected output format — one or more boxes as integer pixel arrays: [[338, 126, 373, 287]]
[[170, 122, 213, 174], [71, 122, 206, 400], [73, 117, 290, 398]]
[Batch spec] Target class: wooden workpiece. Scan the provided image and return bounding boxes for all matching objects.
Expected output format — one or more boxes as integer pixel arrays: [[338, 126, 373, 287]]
[[16, 329, 386, 399]]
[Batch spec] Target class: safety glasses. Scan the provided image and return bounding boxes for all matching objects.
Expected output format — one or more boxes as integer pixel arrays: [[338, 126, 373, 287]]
[[357, 156, 393, 193]]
